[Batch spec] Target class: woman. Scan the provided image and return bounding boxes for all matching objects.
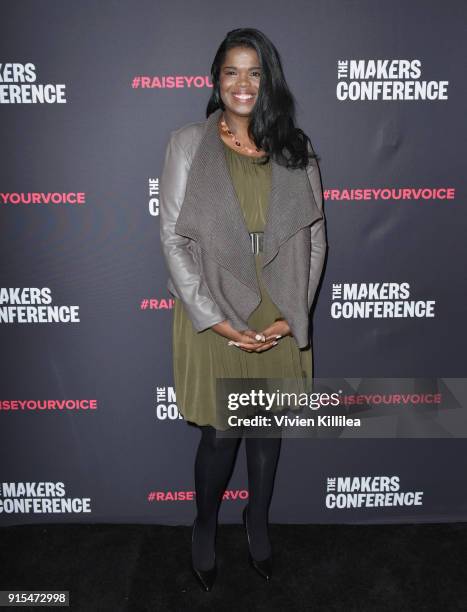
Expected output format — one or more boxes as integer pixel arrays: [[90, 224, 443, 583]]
[[159, 28, 327, 591]]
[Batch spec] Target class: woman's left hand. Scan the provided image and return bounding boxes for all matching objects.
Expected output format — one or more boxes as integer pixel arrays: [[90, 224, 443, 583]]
[[258, 319, 292, 342]]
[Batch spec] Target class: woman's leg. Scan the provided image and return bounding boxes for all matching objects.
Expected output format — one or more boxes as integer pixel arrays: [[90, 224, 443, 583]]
[[192, 424, 241, 570], [245, 434, 282, 560]]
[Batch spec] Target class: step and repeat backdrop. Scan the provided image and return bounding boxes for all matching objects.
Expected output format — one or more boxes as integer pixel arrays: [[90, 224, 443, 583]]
[[1, 1, 466, 526]]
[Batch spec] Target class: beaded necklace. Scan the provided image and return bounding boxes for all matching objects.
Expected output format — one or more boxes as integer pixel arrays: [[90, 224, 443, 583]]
[[218, 113, 264, 156]]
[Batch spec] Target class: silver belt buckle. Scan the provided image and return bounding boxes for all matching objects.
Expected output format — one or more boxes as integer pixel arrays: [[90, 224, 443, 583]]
[[249, 231, 264, 254]]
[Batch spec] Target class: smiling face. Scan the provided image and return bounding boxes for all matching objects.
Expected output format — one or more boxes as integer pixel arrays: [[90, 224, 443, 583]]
[[219, 46, 261, 117]]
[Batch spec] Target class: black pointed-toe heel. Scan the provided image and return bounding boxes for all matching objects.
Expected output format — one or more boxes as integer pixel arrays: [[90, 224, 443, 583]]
[[191, 562, 217, 592], [191, 519, 217, 592], [242, 505, 272, 581]]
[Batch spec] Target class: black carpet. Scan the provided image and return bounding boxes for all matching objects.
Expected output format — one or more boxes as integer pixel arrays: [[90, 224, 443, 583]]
[[2, 521, 467, 611]]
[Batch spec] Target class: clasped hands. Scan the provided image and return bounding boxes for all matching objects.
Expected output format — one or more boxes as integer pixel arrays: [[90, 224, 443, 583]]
[[211, 318, 292, 352]]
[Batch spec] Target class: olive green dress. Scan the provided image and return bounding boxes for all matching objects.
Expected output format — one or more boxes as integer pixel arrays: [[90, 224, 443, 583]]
[[172, 141, 312, 429]]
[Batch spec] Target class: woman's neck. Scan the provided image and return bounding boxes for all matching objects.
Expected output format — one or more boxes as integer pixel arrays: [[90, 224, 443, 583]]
[[221, 110, 251, 141]]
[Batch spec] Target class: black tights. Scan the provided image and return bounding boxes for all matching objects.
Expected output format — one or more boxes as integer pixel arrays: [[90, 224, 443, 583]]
[[192, 424, 282, 570]]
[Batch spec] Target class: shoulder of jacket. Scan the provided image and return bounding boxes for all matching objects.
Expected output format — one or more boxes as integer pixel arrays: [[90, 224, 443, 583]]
[[306, 140, 319, 168], [169, 119, 205, 161]]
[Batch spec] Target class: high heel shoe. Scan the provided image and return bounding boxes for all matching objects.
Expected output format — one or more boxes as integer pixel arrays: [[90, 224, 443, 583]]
[[242, 505, 272, 580], [191, 519, 217, 592]]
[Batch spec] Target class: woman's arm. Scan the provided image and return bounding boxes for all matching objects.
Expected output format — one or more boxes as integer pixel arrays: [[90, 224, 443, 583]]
[[159, 131, 227, 332], [306, 148, 327, 311]]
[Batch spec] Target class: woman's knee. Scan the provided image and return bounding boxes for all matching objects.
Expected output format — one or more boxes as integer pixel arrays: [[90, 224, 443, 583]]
[[200, 425, 240, 452]]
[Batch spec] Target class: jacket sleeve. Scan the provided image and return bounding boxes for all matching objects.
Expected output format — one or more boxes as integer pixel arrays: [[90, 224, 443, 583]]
[[306, 146, 327, 311], [159, 131, 227, 332]]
